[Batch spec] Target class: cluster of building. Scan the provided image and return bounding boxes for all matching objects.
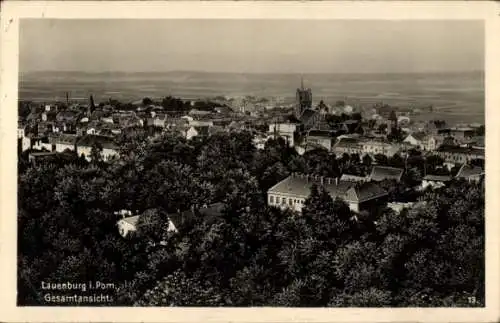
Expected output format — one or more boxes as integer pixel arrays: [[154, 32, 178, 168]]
[[21, 80, 485, 231], [262, 79, 485, 215], [18, 94, 267, 162], [264, 79, 484, 165]]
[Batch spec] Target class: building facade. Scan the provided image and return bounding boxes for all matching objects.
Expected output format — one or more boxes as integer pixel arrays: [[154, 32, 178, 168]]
[[267, 173, 388, 213]]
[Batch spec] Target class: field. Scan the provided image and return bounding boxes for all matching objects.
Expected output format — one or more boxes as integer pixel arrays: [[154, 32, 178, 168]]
[[19, 70, 484, 124]]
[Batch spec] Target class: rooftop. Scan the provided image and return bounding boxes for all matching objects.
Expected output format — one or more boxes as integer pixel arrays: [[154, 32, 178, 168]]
[[437, 146, 485, 156], [334, 137, 361, 148], [456, 164, 484, 179], [369, 166, 404, 182], [76, 135, 118, 150], [121, 215, 140, 227], [268, 174, 387, 203], [423, 174, 453, 182], [168, 202, 226, 231]]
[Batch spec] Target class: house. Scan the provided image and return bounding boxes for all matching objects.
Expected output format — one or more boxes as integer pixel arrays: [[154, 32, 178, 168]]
[[168, 203, 226, 233], [28, 151, 58, 165], [52, 135, 77, 153], [333, 137, 363, 156], [361, 140, 399, 157], [267, 173, 388, 213], [21, 136, 31, 152], [369, 166, 404, 182], [119, 115, 143, 128], [31, 136, 54, 152], [18, 123, 26, 139], [420, 174, 453, 190], [470, 136, 485, 150], [305, 130, 334, 152], [101, 117, 114, 124], [387, 202, 415, 214], [268, 122, 299, 147], [117, 215, 140, 238], [449, 127, 476, 140], [340, 119, 362, 133], [189, 109, 212, 117], [189, 120, 214, 128], [455, 164, 484, 183], [41, 111, 57, 122], [116, 207, 185, 239], [436, 146, 484, 164], [56, 111, 79, 123], [252, 135, 268, 150], [152, 114, 168, 128], [340, 174, 368, 183], [184, 125, 210, 140], [166, 118, 189, 129], [76, 135, 119, 162], [403, 132, 440, 151]]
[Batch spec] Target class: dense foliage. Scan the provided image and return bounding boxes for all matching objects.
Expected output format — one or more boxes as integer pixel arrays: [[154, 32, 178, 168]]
[[18, 130, 484, 307]]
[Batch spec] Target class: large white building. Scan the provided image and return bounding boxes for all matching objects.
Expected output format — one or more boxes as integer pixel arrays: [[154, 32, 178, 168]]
[[268, 123, 299, 147], [267, 173, 388, 213]]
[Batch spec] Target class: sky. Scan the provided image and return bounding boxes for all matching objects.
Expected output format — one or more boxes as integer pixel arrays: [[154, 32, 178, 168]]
[[19, 19, 484, 74]]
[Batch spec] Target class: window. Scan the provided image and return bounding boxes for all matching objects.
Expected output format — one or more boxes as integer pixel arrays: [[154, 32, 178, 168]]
[[282, 197, 286, 205], [289, 198, 293, 206], [269, 195, 274, 204]]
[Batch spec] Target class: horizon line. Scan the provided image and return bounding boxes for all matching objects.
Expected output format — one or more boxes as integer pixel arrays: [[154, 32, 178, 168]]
[[20, 69, 485, 76]]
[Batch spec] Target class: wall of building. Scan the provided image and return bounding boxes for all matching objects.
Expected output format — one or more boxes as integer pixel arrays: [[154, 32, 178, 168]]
[[102, 148, 119, 161], [117, 220, 137, 238], [267, 193, 305, 213], [55, 143, 75, 153], [77, 146, 92, 161]]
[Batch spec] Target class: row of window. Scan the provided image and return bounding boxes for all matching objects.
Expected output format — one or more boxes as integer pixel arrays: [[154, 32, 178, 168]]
[[268, 195, 305, 207]]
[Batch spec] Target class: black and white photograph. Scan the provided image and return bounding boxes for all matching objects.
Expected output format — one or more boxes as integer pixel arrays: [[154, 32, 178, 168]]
[[2, 2, 499, 321]]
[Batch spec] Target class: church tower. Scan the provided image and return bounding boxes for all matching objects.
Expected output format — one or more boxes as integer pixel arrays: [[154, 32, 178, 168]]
[[295, 76, 312, 119]]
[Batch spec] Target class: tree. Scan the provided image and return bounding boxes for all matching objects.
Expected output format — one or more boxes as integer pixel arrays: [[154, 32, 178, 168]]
[[374, 154, 388, 165], [90, 142, 103, 163], [378, 124, 388, 133], [142, 97, 153, 106], [362, 154, 372, 167]]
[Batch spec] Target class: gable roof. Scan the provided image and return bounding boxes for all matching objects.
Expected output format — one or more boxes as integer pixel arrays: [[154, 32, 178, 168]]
[[120, 215, 140, 226], [343, 182, 388, 203], [168, 202, 226, 231], [408, 132, 427, 142], [268, 174, 387, 203], [369, 166, 404, 182], [308, 130, 334, 138], [193, 125, 210, 136], [76, 135, 118, 150], [340, 174, 368, 182], [423, 174, 453, 182], [51, 134, 78, 145], [56, 111, 78, 121], [334, 137, 361, 148], [300, 109, 319, 124], [456, 164, 484, 179]]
